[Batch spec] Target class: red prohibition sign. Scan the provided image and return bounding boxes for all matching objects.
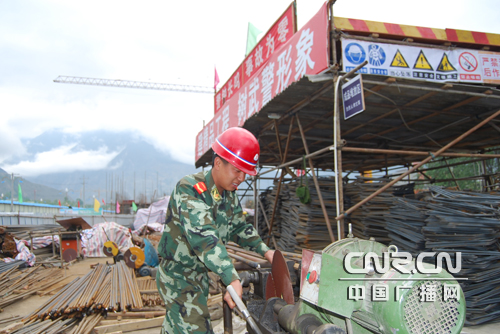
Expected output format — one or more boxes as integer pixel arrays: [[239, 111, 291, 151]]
[[459, 52, 478, 72]]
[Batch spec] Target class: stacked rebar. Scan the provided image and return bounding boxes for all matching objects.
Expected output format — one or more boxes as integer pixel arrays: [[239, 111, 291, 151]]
[[3, 225, 64, 241], [141, 293, 164, 307], [351, 185, 500, 325], [136, 276, 164, 307], [12, 318, 78, 334], [0, 260, 26, 273], [25, 260, 143, 324], [344, 177, 395, 244], [385, 196, 430, 256], [259, 177, 343, 252], [137, 277, 157, 291], [66, 314, 103, 334], [258, 186, 283, 246], [420, 187, 500, 326], [109, 260, 143, 311], [0, 265, 65, 310]]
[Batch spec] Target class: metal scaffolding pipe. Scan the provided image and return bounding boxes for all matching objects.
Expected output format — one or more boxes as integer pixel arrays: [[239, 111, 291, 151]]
[[255, 144, 334, 178], [297, 115, 335, 243], [342, 147, 500, 158], [336, 108, 500, 221], [362, 79, 499, 99]]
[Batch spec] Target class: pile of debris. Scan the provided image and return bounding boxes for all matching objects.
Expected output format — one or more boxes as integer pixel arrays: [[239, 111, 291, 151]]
[[0, 226, 21, 259]]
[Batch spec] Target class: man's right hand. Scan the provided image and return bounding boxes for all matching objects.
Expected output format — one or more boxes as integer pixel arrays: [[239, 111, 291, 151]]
[[224, 279, 243, 309]]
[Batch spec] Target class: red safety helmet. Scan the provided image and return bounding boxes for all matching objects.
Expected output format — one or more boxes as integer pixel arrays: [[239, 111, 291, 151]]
[[212, 127, 260, 176]]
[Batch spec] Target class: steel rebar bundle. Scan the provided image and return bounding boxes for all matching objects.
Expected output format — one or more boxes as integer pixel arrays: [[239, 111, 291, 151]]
[[0, 265, 65, 310], [344, 176, 396, 244], [12, 317, 77, 334], [24, 260, 143, 325], [0, 260, 26, 273], [355, 185, 500, 325], [259, 177, 345, 251], [421, 187, 500, 325]]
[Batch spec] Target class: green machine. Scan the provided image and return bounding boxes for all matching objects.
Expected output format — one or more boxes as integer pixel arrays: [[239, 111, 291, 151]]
[[247, 235, 466, 334]]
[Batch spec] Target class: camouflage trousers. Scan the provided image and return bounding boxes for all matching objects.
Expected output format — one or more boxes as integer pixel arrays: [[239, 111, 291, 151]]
[[156, 264, 213, 334]]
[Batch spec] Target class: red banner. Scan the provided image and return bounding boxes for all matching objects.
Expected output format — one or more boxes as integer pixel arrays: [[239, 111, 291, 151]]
[[197, 3, 329, 162], [214, 2, 296, 114]]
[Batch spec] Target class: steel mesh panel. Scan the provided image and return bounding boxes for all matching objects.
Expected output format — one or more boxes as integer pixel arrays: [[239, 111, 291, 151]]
[[403, 280, 460, 334]]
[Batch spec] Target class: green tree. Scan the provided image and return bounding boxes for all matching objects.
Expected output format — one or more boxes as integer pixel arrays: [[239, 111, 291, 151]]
[[417, 147, 500, 191]]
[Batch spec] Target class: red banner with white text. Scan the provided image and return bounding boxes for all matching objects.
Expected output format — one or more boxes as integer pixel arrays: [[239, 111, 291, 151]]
[[197, 2, 329, 162], [214, 2, 296, 114]]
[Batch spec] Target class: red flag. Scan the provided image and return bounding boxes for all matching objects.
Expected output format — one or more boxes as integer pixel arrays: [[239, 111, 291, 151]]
[[102, 199, 105, 205], [116, 201, 121, 214], [77, 200, 80, 208], [214, 66, 220, 91], [58, 200, 61, 206]]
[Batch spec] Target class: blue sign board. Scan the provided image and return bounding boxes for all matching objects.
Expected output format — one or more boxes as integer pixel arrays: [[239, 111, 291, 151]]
[[342, 74, 365, 120]]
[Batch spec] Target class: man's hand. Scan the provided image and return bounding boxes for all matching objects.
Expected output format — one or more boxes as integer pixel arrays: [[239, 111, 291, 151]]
[[224, 279, 243, 309], [264, 249, 275, 264]]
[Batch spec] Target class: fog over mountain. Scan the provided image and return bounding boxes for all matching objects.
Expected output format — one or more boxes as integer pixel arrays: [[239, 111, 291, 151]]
[[0, 130, 198, 204]]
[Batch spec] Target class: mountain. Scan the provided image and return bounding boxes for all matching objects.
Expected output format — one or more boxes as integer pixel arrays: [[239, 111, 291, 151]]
[[1, 130, 199, 206], [0, 167, 65, 203]]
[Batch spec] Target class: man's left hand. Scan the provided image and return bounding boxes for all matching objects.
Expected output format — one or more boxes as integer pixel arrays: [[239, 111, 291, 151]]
[[264, 249, 275, 264]]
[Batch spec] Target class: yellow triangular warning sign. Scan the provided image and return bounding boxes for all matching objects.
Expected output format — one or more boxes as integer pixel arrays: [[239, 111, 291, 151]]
[[437, 53, 456, 72], [413, 50, 433, 70], [390, 50, 409, 68]]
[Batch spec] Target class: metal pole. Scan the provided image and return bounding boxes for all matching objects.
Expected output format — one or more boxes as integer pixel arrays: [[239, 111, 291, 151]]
[[10, 173, 14, 212], [253, 174, 258, 231], [332, 61, 368, 239], [362, 79, 498, 99], [223, 298, 233, 334], [258, 197, 279, 250], [341, 147, 500, 158], [333, 74, 345, 239], [274, 119, 283, 161], [258, 145, 334, 178], [443, 158, 461, 190], [266, 116, 295, 245], [336, 108, 500, 221], [296, 115, 335, 243]]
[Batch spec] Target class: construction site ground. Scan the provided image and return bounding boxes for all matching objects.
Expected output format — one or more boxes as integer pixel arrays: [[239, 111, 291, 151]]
[[0, 257, 247, 334], [0, 257, 497, 334]]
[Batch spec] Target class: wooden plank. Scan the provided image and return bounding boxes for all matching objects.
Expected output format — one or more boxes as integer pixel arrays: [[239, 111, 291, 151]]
[[93, 316, 164, 333]]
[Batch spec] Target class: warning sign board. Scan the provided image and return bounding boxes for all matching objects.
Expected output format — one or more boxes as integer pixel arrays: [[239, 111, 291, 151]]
[[437, 53, 456, 72], [413, 50, 433, 70], [459, 52, 478, 72], [342, 37, 500, 85], [390, 50, 409, 68]]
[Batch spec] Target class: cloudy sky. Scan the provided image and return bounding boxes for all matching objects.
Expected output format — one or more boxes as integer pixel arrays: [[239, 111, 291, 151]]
[[1, 0, 499, 177]]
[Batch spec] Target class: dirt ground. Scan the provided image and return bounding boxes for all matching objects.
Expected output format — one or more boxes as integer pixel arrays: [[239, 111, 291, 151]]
[[0, 257, 499, 334]]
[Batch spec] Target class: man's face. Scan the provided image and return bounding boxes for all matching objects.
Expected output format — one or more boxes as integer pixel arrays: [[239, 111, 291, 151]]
[[216, 158, 246, 192]]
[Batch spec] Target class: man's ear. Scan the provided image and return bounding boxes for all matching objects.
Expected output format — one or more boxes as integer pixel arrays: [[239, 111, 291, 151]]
[[214, 156, 221, 170]]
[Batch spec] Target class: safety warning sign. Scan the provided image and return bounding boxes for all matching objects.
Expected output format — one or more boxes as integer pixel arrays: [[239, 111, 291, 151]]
[[437, 54, 456, 72], [436, 53, 458, 80], [391, 50, 409, 68], [413, 51, 433, 70], [342, 37, 500, 85], [459, 52, 478, 72]]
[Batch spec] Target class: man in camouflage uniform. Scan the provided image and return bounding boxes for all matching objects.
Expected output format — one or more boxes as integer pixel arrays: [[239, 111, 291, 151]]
[[157, 127, 274, 334]]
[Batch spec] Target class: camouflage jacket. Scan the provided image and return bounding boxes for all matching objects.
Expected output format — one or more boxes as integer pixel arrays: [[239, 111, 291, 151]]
[[158, 170, 270, 286]]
